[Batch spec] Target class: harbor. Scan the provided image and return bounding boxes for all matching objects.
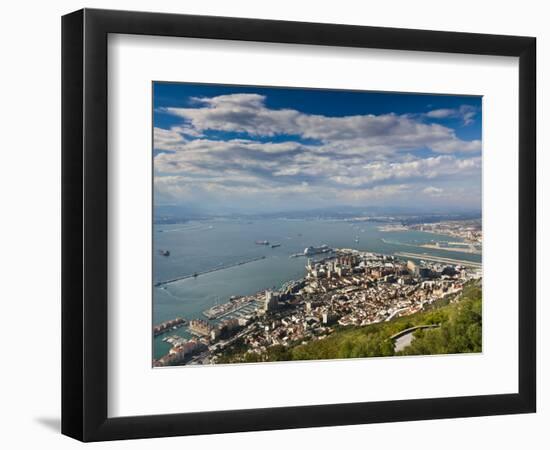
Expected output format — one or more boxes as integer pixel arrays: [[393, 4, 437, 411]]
[[152, 218, 482, 360], [154, 244, 482, 366], [202, 295, 259, 320]]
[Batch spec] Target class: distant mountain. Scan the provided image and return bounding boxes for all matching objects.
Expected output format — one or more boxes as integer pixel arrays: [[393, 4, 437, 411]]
[[154, 203, 480, 224]]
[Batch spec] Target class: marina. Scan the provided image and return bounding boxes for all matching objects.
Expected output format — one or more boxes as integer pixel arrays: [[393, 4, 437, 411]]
[[203, 295, 259, 320]]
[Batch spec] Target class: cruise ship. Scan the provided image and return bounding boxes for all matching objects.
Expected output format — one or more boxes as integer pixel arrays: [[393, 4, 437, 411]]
[[303, 244, 331, 256]]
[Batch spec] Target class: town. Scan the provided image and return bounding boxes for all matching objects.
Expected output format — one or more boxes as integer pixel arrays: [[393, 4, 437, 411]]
[[153, 247, 482, 367], [407, 219, 482, 244]]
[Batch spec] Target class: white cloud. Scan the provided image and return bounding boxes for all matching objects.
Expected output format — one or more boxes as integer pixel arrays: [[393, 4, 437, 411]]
[[154, 127, 186, 151], [425, 104, 479, 126], [161, 94, 481, 154], [426, 108, 456, 119], [423, 186, 444, 196], [154, 136, 480, 193], [328, 155, 481, 187], [459, 105, 478, 126], [431, 139, 481, 153], [154, 93, 482, 210]]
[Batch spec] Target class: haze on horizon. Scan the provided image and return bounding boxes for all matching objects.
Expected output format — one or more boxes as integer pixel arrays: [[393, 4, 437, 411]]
[[153, 83, 482, 217]]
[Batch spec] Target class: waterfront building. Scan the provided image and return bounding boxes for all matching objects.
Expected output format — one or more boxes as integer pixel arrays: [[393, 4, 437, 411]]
[[189, 319, 214, 336], [153, 317, 186, 337], [210, 327, 221, 341], [264, 290, 280, 312], [222, 318, 240, 333], [238, 317, 250, 327], [322, 310, 338, 325], [407, 260, 417, 275]]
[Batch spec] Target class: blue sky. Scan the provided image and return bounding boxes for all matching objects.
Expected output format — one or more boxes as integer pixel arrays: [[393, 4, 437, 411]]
[[153, 82, 482, 215]]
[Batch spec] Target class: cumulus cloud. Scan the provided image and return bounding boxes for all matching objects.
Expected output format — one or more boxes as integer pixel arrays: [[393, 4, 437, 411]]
[[162, 94, 480, 153], [154, 92, 481, 210], [154, 136, 480, 199], [154, 127, 186, 151], [164, 94, 299, 137], [328, 155, 481, 187]]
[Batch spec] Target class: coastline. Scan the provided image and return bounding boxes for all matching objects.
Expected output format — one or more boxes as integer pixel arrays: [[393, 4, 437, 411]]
[[154, 244, 482, 365], [153, 218, 482, 361]]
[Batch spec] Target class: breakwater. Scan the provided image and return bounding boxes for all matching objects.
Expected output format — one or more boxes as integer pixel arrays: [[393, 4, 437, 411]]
[[154, 255, 267, 287]]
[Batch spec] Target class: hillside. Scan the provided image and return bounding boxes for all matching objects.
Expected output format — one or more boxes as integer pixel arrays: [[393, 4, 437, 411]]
[[217, 280, 482, 364]]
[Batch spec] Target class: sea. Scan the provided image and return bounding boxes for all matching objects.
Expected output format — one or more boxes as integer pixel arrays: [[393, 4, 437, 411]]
[[152, 218, 481, 359]]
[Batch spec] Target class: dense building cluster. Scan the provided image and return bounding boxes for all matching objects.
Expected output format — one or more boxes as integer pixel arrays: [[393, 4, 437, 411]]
[[153, 214, 485, 369], [153, 338, 207, 367], [408, 220, 482, 244], [204, 250, 478, 362], [153, 246, 481, 366], [152, 317, 186, 337]]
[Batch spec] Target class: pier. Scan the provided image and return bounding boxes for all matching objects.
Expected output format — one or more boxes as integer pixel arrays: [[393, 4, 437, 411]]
[[154, 255, 267, 287]]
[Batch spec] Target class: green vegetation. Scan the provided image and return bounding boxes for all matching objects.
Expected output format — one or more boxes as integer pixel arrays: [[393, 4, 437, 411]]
[[216, 280, 482, 364]]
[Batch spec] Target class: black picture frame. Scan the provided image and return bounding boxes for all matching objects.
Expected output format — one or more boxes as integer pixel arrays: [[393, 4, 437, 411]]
[[62, 8, 536, 442]]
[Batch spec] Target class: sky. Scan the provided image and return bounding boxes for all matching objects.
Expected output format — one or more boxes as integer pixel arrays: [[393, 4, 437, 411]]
[[153, 83, 482, 216]]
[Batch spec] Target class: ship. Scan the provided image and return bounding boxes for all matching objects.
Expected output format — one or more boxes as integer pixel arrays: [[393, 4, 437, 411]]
[[303, 244, 331, 256], [271, 243, 281, 248], [158, 249, 170, 256], [255, 240, 270, 245]]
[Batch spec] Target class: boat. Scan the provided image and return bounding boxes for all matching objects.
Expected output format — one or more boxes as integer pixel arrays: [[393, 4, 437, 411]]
[[255, 240, 269, 245], [303, 245, 331, 256], [271, 243, 281, 248], [158, 249, 170, 256]]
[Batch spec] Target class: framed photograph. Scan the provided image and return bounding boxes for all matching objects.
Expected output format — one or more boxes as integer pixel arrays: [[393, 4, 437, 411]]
[[62, 8, 536, 442]]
